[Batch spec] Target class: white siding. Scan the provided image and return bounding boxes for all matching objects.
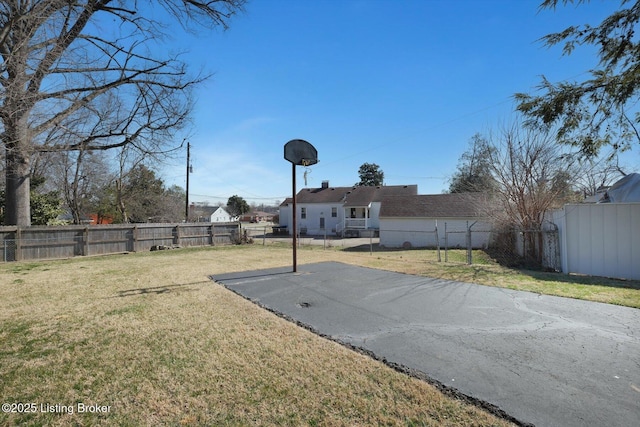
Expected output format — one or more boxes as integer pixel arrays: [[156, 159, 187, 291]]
[[279, 204, 291, 229], [297, 203, 344, 235], [562, 203, 640, 280], [210, 208, 234, 223], [368, 202, 382, 229]]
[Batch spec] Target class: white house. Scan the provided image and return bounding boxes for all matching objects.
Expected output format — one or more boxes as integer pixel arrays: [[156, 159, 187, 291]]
[[279, 181, 417, 236], [209, 207, 236, 223], [379, 193, 492, 248]]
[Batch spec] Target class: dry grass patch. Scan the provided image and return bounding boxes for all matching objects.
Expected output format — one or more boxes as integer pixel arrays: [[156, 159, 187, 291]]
[[1, 245, 513, 426]]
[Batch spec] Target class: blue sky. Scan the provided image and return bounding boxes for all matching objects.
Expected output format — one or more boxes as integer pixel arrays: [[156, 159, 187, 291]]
[[159, 0, 639, 206]]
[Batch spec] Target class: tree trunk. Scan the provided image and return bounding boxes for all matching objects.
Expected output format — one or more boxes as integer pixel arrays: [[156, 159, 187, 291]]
[[70, 150, 84, 225], [115, 178, 129, 223], [4, 124, 32, 226]]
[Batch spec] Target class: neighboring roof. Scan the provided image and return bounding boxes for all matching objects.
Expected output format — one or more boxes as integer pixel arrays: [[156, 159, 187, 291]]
[[296, 186, 351, 203], [380, 193, 488, 218], [191, 205, 219, 216], [295, 184, 418, 205], [343, 185, 417, 206], [601, 173, 640, 203]]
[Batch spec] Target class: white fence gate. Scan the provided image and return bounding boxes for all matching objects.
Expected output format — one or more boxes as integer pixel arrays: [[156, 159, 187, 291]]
[[558, 203, 640, 280]]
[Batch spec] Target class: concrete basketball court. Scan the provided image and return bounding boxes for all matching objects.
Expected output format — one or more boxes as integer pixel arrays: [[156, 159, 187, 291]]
[[211, 261, 640, 427]]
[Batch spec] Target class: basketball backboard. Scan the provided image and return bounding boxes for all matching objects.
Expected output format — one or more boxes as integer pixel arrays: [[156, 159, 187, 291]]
[[284, 139, 318, 166]]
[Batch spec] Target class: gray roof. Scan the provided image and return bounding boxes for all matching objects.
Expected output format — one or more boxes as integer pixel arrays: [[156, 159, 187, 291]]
[[602, 173, 640, 203], [296, 186, 351, 204], [295, 185, 418, 206], [380, 193, 488, 218]]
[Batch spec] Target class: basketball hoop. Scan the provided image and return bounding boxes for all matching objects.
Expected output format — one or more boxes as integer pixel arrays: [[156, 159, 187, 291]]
[[284, 139, 319, 273]]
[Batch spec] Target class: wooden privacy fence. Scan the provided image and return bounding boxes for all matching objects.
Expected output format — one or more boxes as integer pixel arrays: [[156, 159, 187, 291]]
[[0, 223, 241, 262]]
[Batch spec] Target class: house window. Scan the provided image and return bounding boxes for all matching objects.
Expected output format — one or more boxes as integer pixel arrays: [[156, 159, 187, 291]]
[[350, 208, 356, 218], [301, 207, 306, 219], [331, 207, 337, 217], [319, 217, 325, 229]]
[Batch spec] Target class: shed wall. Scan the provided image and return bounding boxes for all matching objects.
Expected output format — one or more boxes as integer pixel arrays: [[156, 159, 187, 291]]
[[562, 203, 640, 280]]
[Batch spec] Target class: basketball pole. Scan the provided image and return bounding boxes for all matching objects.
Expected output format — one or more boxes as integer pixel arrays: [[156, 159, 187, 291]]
[[292, 162, 297, 272], [284, 139, 317, 274]]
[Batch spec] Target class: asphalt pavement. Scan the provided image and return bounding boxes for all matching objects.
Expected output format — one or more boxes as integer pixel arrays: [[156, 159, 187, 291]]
[[211, 261, 640, 427]]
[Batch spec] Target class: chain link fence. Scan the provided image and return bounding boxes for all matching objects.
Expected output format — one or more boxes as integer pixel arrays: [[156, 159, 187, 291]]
[[2, 238, 16, 262], [242, 223, 561, 271]]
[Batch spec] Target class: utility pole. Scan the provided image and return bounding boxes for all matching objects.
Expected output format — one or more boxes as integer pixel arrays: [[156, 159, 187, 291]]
[[185, 142, 191, 221]]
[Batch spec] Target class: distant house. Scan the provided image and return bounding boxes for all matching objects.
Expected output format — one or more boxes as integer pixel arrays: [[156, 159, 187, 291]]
[[584, 172, 640, 203], [279, 181, 418, 236], [89, 213, 113, 225], [237, 211, 272, 223], [210, 207, 236, 223], [379, 193, 492, 248]]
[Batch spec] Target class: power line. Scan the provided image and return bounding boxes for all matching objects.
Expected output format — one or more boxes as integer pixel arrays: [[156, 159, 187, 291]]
[[190, 193, 288, 201]]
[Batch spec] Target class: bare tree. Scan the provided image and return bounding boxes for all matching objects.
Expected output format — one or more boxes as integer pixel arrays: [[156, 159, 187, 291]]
[[51, 148, 111, 224], [0, 0, 245, 226], [486, 122, 581, 261], [572, 156, 628, 199], [112, 144, 150, 223]]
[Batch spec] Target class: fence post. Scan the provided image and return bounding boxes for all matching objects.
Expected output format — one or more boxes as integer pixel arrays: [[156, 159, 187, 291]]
[[324, 226, 327, 250], [83, 227, 89, 256], [444, 222, 448, 262], [466, 221, 472, 265], [132, 225, 138, 252], [174, 224, 181, 246], [537, 229, 544, 265], [435, 222, 441, 262], [15, 227, 22, 261]]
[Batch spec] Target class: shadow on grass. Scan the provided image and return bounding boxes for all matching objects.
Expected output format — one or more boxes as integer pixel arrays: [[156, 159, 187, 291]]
[[116, 281, 209, 297], [518, 268, 640, 290], [210, 267, 297, 283], [342, 243, 396, 252]]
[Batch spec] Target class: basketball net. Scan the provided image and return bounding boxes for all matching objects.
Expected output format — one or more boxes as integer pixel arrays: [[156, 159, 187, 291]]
[[301, 159, 312, 186]]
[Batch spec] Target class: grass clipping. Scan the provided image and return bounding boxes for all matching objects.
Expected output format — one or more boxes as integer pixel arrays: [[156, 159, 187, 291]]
[[0, 245, 517, 426]]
